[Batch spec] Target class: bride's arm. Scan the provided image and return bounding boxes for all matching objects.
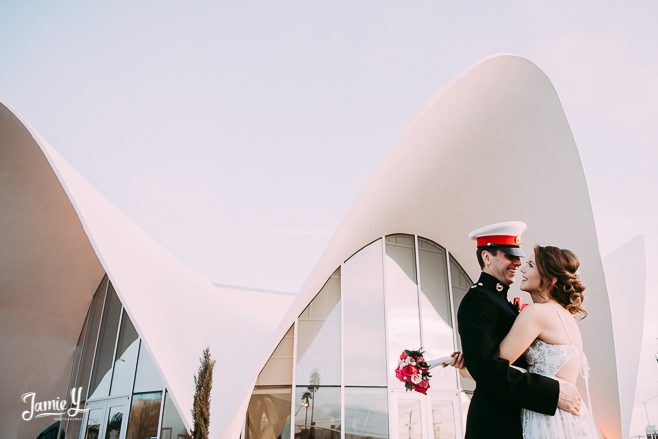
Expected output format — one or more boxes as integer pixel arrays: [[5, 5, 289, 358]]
[[499, 304, 543, 364]]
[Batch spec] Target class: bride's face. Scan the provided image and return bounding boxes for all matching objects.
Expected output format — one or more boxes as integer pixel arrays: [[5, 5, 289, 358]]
[[520, 256, 541, 293]]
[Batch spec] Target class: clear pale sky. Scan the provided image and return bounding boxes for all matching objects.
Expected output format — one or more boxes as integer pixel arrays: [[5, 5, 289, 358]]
[[1, 1, 657, 435]]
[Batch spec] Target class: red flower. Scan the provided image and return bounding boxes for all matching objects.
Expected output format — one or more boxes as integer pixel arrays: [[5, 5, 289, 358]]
[[395, 369, 405, 381], [400, 352, 408, 360], [402, 365, 418, 377], [414, 380, 429, 394], [417, 356, 424, 362], [512, 296, 528, 313]]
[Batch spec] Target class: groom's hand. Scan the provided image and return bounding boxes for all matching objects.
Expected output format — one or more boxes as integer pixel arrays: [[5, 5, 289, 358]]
[[443, 352, 463, 368], [556, 379, 581, 416]]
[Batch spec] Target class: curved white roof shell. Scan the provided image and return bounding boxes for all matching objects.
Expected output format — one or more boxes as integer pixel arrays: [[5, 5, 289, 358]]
[[0, 102, 293, 439], [259, 54, 622, 438], [1, 53, 630, 439]]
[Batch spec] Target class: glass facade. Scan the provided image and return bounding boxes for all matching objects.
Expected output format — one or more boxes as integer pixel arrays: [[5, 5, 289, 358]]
[[58, 275, 190, 439], [248, 234, 474, 439], [343, 239, 387, 386], [296, 269, 341, 387]]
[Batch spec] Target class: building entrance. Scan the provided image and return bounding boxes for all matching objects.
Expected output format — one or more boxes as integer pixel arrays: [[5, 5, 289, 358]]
[[389, 390, 463, 439], [80, 396, 130, 439]]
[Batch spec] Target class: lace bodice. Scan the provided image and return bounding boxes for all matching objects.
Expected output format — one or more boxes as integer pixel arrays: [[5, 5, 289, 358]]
[[524, 338, 579, 377]]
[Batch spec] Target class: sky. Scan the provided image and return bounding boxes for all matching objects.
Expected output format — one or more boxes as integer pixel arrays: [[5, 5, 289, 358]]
[[1, 1, 657, 435]]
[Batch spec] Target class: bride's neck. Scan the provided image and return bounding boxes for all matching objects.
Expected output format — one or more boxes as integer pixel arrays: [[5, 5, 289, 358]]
[[530, 289, 553, 304]]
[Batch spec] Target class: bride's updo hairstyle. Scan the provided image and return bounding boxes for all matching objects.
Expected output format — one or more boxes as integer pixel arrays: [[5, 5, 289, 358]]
[[534, 245, 588, 319]]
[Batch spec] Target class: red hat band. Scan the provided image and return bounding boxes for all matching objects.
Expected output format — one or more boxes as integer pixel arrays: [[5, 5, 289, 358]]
[[476, 235, 521, 247]]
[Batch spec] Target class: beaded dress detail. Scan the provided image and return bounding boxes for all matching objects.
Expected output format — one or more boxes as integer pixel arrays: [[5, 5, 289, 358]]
[[521, 312, 599, 438]]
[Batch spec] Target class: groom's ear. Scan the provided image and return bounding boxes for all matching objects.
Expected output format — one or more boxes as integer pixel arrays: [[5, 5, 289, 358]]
[[481, 250, 491, 266]]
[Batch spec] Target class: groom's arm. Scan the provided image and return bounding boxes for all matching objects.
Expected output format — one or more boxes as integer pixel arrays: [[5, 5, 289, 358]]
[[457, 292, 559, 415]]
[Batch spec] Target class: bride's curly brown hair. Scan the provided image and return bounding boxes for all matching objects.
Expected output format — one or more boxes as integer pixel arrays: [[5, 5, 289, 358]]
[[534, 245, 588, 319]]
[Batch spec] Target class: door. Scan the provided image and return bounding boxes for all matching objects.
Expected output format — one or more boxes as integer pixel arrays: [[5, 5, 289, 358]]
[[80, 397, 130, 439], [389, 391, 462, 439]]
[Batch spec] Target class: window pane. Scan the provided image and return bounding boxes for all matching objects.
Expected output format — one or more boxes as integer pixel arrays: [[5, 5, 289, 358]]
[[110, 310, 139, 396], [397, 399, 422, 439], [61, 305, 91, 439], [78, 277, 108, 400], [430, 399, 456, 439], [105, 405, 125, 439], [296, 269, 340, 386], [89, 283, 122, 400], [83, 408, 103, 439], [294, 386, 340, 438], [246, 387, 291, 439], [126, 392, 163, 439], [65, 417, 83, 439], [385, 235, 421, 388], [161, 390, 191, 439], [133, 341, 164, 393], [343, 239, 387, 386], [418, 239, 457, 389], [448, 257, 475, 394], [345, 387, 388, 439], [257, 326, 294, 386]]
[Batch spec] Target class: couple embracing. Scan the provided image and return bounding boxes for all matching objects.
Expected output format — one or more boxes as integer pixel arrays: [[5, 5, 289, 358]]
[[449, 221, 599, 439]]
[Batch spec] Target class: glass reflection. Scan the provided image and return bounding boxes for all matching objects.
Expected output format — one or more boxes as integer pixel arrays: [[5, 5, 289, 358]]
[[449, 257, 475, 394], [385, 235, 421, 387], [78, 277, 108, 400], [110, 310, 139, 396], [161, 391, 191, 439], [133, 341, 164, 393], [89, 284, 122, 400], [418, 239, 457, 389], [257, 326, 294, 386], [345, 387, 388, 439], [61, 306, 90, 439], [431, 400, 456, 439], [296, 269, 341, 386], [105, 406, 124, 439], [246, 387, 292, 439], [84, 408, 103, 439], [294, 386, 340, 439], [343, 239, 387, 386], [126, 392, 162, 439], [397, 399, 421, 439]]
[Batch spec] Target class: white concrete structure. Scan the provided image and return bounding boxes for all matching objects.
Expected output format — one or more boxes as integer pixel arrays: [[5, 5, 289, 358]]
[[0, 54, 642, 439]]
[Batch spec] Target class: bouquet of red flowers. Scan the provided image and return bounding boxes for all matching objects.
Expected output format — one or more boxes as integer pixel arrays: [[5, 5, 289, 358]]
[[394, 349, 431, 394]]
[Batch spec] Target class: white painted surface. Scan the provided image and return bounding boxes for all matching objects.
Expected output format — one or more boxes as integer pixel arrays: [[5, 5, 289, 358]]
[[604, 236, 647, 437], [255, 54, 622, 438]]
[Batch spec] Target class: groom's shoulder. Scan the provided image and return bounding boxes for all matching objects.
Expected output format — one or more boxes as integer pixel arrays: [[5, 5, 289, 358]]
[[458, 283, 497, 309]]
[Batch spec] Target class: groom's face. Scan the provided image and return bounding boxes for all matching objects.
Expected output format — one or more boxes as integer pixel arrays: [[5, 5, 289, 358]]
[[485, 250, 521, 285]]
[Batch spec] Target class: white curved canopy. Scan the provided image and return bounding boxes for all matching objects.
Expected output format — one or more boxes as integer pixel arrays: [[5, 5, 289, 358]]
[[255, 54, 622, 438], [1, 53, 626, 439], [0, 102, 293, 439]]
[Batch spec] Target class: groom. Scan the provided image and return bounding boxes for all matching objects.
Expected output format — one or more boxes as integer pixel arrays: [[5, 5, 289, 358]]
[[456, 221, 581, 438]]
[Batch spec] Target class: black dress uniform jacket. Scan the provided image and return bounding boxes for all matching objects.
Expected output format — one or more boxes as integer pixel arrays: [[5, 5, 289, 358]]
[[457, 272, 559, 438]]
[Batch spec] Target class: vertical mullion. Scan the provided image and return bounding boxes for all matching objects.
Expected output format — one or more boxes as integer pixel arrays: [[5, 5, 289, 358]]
[[414, 235, 424, 350], [289, 320, 299, 439], [445, 252, 459, 358], [156, 387, 166, 439], [380, 236, 395, 439], [340, 265, 345, 439]]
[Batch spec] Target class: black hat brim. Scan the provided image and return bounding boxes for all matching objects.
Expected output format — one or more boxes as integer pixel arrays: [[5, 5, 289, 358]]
[[497, 246, 526, 258]]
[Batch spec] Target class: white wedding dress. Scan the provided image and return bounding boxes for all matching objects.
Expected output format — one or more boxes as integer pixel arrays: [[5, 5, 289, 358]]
[[521, 316, 599, 438]]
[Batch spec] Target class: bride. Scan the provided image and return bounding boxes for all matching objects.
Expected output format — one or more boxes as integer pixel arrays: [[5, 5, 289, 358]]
[[453, 245, 599, 438]]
